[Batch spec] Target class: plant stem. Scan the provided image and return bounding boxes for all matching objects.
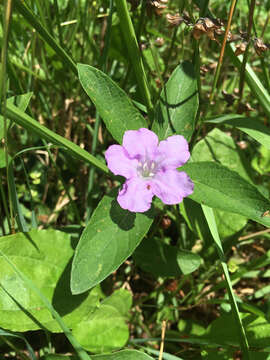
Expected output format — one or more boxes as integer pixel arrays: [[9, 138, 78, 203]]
[[1, 0, 14, 233], [209, 0, 237, 104], [237, 0, 256, 108]]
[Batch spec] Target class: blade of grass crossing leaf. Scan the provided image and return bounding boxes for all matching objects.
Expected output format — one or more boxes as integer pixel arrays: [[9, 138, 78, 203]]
[[0, 249, 92, 360], [201, 205, 250, 359], [4, 103, 109, 174]]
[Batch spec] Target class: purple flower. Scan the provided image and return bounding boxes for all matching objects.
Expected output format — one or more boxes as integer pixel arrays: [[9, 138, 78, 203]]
[[105, 128, 194, 213]]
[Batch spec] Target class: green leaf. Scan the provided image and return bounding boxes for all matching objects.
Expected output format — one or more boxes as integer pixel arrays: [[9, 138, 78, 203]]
[[205, 313, 270, 349], [178, 318, 206, 336], [0, 229, 99, 332], [77, 64, 147, 143], [73, 289, 132, 353], [133, 237, 183, 277], [192, 128, 252, 181], [252, 145, 270, 175], [71, 190, 154, 294], [134, 237, 201, 276], [177, 250, 201, 275], [152, 61, 198, 141], [182, 162, 270, 227], [213, 209, 247, 239], [0, 92, 33, 139], [93, 350, 154, 360], [201, 349, 235, 360], [191, 128, 249, 238], [101, 288, 132, 317], [206, 115, 270, 151], [41, 350, 155, 360]]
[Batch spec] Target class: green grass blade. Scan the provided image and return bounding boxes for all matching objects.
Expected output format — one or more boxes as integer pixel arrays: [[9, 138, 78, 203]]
[[13, 0, 77, 75], [4, 103, 109, 174], [206, 114, 270, 150], [7, 162, 29, 232], [201, 205, 250, 359], [114, 0, 153, 117], [0, 328, 37, 360], [0, 249, 92, 360], [227, 45, 270, 117]]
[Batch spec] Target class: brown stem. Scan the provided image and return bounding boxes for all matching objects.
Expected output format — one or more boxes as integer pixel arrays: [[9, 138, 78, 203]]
[[237, 0, 256, 109]]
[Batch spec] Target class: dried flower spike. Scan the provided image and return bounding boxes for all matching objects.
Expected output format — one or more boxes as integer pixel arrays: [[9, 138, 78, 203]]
[[254, 38, 268, 56], [235, 42, 247, 56]]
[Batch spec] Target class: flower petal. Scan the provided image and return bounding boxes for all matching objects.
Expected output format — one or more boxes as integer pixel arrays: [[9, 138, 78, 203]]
[[157, 135, 190, 170], [122, 128, 158, 159], [152, 169, 194, 204], [105, 145, 138, 178], [117, 178, 154, 212]]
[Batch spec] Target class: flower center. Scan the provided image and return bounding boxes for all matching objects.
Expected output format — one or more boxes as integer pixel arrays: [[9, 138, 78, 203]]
[[137, 160, 157, 179]]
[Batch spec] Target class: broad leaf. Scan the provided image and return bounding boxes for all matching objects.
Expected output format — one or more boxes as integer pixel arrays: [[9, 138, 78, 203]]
[[71, 190, 154, 294], [0, 229, 99, 332], [152, 61, 198, 141], [77, 64, 147, 143], [93, 350, 154, 360], [190, 128, 249, 238], [192, 128, 252, 182], [41, 350, 155, 360], [205, 313, 270, 348], [133, 237, 201, 277], [182, 162, 270, 227], [102, 288, 132, 316], [177, 250, 201, 275], [73, 289, 132, 353]]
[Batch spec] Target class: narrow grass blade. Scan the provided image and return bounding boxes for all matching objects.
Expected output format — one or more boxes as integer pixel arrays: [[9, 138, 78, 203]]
[[4, 103, 109, 174], [0, 249, 92, 360], [0, 329, 37, 360], [201, 205, 250, 359], [13, 0, 77, 74], [206, 114, 270, 150], [114, 0, 153, 116], [227, 45, 270, 118], [7, 163, 28, 232]]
